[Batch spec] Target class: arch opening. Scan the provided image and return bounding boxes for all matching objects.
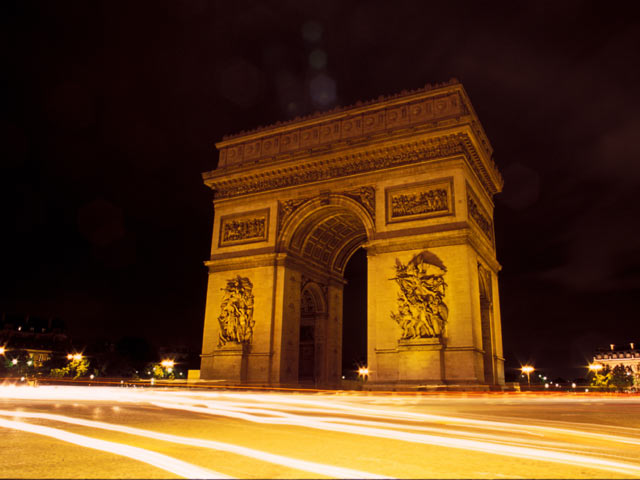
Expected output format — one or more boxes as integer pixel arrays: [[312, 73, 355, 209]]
[[342, 247, 367, 380], [284, 200, 370, 386]]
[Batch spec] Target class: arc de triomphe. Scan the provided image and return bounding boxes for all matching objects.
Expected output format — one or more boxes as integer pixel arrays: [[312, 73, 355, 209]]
[[200, 80, 505, 388]]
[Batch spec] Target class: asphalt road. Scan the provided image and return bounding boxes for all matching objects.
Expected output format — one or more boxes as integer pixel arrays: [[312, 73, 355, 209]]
[[1, 385, 639, 478]]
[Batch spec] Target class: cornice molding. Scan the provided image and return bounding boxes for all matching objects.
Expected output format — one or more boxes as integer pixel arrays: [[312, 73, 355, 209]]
[[205, 132, 501, 200]]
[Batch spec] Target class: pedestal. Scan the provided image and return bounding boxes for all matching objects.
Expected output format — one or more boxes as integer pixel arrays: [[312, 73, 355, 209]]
[[397, 337, 444, 383], [210, 343, 248, 383]]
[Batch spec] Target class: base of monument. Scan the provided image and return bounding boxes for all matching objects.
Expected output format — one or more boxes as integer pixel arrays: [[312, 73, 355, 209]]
[[360, 382, 509, 392], [205, 343, 249, 383]]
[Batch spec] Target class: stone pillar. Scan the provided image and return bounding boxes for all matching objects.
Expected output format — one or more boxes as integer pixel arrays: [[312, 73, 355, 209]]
[[324, 282, 344, 387], [270, 264, 302, 386]]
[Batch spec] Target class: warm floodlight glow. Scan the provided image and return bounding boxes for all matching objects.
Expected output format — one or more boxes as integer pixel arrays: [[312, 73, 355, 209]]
[[161, 360, 175, 369], [0, 346, 5, 355], [589, 363, 603, 372], [520, 365, 534, 386], [358, 367, 369, 377]]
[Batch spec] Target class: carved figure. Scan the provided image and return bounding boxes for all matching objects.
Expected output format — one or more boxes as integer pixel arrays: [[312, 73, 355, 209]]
[[217, 276, 255, 346], [222, 218, 265, 242], [390, 251, 449, 339], [467, 194, 493, 241], [391, 188, 448, 218]]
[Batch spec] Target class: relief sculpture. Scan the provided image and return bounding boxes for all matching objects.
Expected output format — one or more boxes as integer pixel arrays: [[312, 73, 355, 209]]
[[219, 209, 269, 246], [386, 179, 453, 223], [342, 186, 376, 220], [217, 276, 255, 346], [222, 218, 265, 242], [390, 251, 449, 339], [467, 193, 493, 241], [391, 188, 448, 218]]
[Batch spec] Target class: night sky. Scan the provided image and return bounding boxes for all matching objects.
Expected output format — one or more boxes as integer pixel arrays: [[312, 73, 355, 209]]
[[3, 1, 639, 380]]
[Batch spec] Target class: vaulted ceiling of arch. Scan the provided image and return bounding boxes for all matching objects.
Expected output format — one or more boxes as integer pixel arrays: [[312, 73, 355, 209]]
[[290, 210, 366, 274]]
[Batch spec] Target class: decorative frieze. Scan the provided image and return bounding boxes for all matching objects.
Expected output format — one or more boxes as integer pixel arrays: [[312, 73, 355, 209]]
[[219, 208, 269, 247], [217, 276, 255, 346], [210, 134, 468, 199], [390, 251, 449, 339], [218, 92, 464, 168], [466, 185, 494, 242], [386, 178, 453, 224]]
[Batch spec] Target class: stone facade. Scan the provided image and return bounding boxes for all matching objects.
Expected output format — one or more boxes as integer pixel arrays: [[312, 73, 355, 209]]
[[200, 79, 505, 387]]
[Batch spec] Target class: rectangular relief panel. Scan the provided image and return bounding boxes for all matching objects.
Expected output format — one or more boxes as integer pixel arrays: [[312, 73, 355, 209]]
[[385, 177, 454, 224], [465, 182, 494, 244], [219, 208, 270, 247]]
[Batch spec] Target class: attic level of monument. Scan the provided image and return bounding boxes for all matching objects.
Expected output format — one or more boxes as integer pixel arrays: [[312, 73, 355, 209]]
[[203, 80, 503, 200], [200, 81, 505, 388]]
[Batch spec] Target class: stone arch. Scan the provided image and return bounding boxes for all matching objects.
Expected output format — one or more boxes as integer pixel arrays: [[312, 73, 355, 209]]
[[301, 279, 327, 314], [278, 194, 374, 275], [200, 82, 505, 388]]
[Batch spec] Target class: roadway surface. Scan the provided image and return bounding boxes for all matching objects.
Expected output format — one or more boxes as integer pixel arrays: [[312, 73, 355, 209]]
[[1, 385, 639, 478]]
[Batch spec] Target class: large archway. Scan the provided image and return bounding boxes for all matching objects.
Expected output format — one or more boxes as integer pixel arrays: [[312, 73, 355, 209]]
[[342, 247, 367, 379], [200, 81, 505, 388]]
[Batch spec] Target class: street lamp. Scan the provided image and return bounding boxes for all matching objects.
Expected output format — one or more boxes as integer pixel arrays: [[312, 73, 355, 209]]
[[358, 366, 369, 383], [12, 358, 18, 365], [521, 365, 534, 386], [0, 346, 5, 355], [589, 363, 603, 373]]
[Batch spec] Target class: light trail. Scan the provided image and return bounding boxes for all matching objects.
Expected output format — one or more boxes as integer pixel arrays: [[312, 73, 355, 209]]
[[0, 409, 388, 480], [0, 417, 229, 479], [2, 386, 640, 478], [150, 401, 640, 477]]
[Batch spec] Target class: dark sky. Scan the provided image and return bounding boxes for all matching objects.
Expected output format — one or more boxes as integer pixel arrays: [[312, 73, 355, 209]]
[[3, 1, 639, 380]]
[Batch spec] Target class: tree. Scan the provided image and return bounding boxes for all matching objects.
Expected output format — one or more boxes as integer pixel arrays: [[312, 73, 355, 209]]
[[610, 364, 634, 392], [50, 357, 90, 379], [2, 350, 36, 378], [588, 365, 612, 390]]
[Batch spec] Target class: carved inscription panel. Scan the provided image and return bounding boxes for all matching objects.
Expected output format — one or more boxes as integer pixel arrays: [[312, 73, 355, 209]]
[[219, 209, 269, 247], [385, 178, 453, 224]]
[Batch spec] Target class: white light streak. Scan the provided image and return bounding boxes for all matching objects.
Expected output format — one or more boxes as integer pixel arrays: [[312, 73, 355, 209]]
[[2, 386, 640, 477], [0, 409, 388, 479], [0, 417, 229, 479]]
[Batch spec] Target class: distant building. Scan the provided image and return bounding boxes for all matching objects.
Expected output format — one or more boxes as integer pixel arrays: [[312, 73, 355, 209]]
[[1, 313, 72, 367], [593, 342, 640, 387]]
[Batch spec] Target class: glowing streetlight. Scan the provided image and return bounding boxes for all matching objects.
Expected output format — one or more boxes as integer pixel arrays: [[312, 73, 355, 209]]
[[589, 363, 603, 373], [161, 360, 175, 368], [12, 358, 18, 365], [357, 367, 369, 383], [67, 353, 82, 361], [521, 365, 534, 386], [0, 346, 5, 355]]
